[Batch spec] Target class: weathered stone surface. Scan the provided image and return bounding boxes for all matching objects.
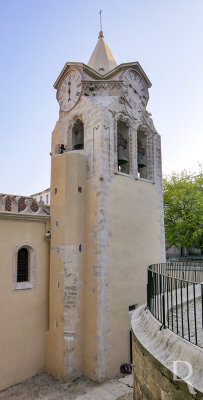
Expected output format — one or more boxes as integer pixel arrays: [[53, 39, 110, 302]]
[[131, 305, 203, 399]]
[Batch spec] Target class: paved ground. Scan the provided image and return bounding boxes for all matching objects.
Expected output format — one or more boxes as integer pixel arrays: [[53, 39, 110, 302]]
[[0, 373, 133, 400], [168, 297, 203, 347]]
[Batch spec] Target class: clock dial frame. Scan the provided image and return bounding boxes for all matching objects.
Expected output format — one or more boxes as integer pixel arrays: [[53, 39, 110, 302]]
[[57, 70, 82, 112], [123, 70, 149, 108]]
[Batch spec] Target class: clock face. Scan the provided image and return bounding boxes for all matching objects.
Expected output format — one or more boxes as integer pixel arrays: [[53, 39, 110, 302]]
[[123, 70, 149, 108], [57, 70, 82, 111]]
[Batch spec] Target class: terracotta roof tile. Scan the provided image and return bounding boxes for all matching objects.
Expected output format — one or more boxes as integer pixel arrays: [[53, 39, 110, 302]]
[[0, 194, 50, 215]]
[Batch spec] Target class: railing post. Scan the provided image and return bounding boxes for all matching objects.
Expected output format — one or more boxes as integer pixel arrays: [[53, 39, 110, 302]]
[[147, 268, 152, 310], [147, 262, 203, 347], [162, 293, 166, 328]]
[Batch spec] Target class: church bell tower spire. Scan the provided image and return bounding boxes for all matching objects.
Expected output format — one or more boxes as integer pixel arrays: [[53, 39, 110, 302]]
[[47, 21, 165, 384], [88, 11, 117, 75]]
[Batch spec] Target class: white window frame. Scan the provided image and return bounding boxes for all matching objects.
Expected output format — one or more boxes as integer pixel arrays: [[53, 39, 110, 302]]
[[13, 243, 36, 290]]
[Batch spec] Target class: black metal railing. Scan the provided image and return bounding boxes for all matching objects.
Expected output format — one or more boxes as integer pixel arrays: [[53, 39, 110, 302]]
[[147, 262, 203, 347]]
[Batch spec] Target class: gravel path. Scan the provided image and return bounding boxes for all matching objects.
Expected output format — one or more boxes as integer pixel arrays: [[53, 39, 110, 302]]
[[0, 373, 133, 400]]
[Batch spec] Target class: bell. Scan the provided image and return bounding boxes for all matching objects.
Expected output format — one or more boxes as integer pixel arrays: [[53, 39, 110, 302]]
[[74, 130, 84, 150], [138, 152, 146, 168], [118, 146, 128, 165]]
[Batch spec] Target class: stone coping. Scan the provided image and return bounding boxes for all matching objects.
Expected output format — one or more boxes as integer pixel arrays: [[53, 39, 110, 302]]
[[0, 211, 50, 222], [131, 304, 203, 394]]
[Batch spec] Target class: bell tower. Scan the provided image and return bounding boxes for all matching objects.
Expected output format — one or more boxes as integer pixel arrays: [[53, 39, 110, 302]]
[[46, 28, 165, 382]]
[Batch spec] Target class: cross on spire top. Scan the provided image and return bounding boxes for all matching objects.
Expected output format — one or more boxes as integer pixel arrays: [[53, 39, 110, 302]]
[[99, 10, 102, 32]]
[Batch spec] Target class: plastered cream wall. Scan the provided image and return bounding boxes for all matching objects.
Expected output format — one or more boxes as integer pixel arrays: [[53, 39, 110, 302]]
[[83, 180, 99, 381], [0, 215, 49, 391], [46, 148, 107, 383], [105, 175, 163, 378], [48, 98, 112, 383], [46, 152, 88, 380]]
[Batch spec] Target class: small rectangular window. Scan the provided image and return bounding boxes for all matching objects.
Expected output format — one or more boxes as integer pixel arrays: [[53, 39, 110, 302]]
[[129, 304, 136, 312]]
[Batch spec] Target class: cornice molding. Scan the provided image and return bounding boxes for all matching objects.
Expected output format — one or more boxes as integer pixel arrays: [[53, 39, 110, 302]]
[[54, 61, 152, 90], [82, 80, 123, 90], [0, 212, 50, 222]]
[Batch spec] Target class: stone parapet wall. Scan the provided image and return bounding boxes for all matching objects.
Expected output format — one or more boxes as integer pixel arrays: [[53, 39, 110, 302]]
[[131, 305, 203, 399], [0, 194, 50, 215]]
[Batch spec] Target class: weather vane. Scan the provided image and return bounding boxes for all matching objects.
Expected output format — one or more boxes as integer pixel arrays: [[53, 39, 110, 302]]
[[99, 10, 103, 31]]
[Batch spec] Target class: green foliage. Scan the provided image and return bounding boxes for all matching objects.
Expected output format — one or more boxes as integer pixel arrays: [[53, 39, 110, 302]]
[[163, 165, 203, 249]]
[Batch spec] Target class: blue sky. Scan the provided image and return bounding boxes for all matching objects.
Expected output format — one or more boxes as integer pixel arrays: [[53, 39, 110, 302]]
[[0, 0, 202, 195]]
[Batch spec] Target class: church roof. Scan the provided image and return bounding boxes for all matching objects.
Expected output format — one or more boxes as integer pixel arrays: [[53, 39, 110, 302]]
[[0, 194, 50, 215], [88, 31, 117, 75]]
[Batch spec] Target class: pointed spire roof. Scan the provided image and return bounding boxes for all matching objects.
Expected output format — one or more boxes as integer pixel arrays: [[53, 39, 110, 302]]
[[88, 31, 117, 75]]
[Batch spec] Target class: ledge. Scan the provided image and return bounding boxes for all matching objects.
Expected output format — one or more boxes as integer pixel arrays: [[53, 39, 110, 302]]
[[0, 212, 50, 222], [131, 304, 203, 394], [114, 171, 134, 178], [136, 177, 155, 184], [115, 171, 155, 184], [15, 282, 33, 290]]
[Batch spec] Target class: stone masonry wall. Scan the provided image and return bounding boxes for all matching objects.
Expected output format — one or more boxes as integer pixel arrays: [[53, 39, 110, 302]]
[[132, 307, 203, 400], [132, 332, 203, 399]]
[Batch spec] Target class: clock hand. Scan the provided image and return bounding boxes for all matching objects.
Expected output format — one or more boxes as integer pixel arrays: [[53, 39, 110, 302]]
[[133, 87, 142, 99], [129, 83, 141, 98], [68, 81, 71, 101]]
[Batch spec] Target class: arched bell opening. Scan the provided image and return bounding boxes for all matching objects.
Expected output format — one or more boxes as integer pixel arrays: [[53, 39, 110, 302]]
[[117, 121, 129, 174], [72, 119, 84, 150], [137, 127, 147, 179]]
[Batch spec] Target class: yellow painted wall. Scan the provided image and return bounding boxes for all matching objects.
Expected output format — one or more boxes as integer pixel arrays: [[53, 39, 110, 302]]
[[46, 152, 88, 380], [0, 216, 49, 391], [83, 181, 98, 381], [106, 175, 162, 378]]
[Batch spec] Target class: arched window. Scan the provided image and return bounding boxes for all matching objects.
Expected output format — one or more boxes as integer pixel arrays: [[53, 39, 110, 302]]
[[13, 243, 36, 290], [72, 119, 84, 150], [117, 121, 129, 174], [17, 248, 29, 282]]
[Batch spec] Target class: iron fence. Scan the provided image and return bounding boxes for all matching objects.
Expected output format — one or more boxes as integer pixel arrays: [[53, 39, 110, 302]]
[[147, 262, 203, 347]]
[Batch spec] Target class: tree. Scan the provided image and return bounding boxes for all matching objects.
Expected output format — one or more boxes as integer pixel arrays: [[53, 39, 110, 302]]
[[163, 166, 203, 252]]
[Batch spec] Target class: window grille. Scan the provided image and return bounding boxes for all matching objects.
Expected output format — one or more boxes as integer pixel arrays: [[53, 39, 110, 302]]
[[17, 248, 29, 282]]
